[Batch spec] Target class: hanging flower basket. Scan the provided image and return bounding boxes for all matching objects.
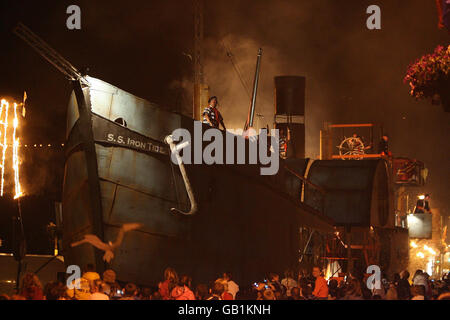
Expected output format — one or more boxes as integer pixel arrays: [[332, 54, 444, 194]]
[[404, 44, 450, 112]]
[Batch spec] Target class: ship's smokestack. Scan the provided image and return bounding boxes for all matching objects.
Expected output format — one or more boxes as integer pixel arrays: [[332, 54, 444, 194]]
[[274, 76, 305, 159]]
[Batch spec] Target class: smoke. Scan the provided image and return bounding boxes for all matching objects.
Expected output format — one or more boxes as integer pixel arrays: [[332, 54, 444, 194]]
[[202, 0, 341, 159]]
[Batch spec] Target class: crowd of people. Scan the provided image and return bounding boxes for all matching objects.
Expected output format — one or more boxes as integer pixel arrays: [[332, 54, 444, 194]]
[[1, 265, 449, 300]]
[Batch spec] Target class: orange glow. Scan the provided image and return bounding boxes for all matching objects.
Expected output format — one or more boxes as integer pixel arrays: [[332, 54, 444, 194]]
[[0, 99, 9, 196], [0, 98, 23, 198], [12, 102, 22, 199]]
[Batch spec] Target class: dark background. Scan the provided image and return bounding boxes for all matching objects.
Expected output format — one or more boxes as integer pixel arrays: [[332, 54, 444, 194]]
[[0, 0, 448, 254]]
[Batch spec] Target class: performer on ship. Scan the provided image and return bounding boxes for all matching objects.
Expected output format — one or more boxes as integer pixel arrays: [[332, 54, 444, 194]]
[[414, 194, 432, 214], [202, 96, 226, 130], [378, 135, 390, 156]]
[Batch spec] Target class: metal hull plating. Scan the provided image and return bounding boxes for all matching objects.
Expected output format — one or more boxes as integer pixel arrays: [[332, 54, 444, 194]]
[[62, 77, 333, 286]]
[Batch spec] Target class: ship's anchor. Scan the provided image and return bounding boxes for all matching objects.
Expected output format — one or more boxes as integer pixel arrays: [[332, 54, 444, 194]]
[[165, 135, 198, 215]]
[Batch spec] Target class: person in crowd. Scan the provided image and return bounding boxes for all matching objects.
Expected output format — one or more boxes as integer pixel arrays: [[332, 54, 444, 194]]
[[437, 292, 450, 300], [392, 273, 401, 287], [215, 278, 233, 300], [66, 276, 92, 300], [20, 273, 44, 300], [268, 273, 285, 295], [281, 269, 298, 297], [195, 283, 209, 300], [341, 278, 363, 300], [378, 135, 390, 156], [158, 267, 179, 300], [223, 272, 239, 299], [289, 287, 305, 300], [311, 266, 328, 300], [397, 270, 411, 300], [385, 283, 398, 300], [207, 281, 224, 300], [327, 279, 339, 300], [411, 285, 425, 300], [262, 289, 276, 300], [102, 269, 121, 299], [301, 284, 314, 300], [137, 287, 152, 300], [151, 291, 162, 300], [83, 264, 100, 283], [423, 272, 433, 299], [90, 280, 110, 300], [171, 275, 196, 300], [412, 270, 428, 290], [120, 283, 138, 300], [44, 281, 68, 300]]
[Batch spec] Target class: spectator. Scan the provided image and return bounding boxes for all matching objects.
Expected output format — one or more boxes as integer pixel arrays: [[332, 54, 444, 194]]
[[171, 275, 195, 300], [138, 287, 152, 300], [385, 284, 398, 300], [301, 284, 314, 300], [83, 264, 100, 283], [102, 269, 120, 298], [195, 284, 209, 300], [269, 273, 285, 295], [207, 281, 223, 300], [262, 289, 276, 300], [412, 270, 427, 287], [411, 285, 425, 300], [89, 280, 109, 300], [328, 279, 339, 300], [215, 278, 233, 300], [223, 272, 239, 299], [44, 281, 68, 300], [66, 276, 92, 300], [312, 266, 328, 300], [281, 270, 297, 297], [151, 291, 162, 300], [289, 287, 305, 300], [20, 273, 44, 300], [120, 283, 138, 300], [397, 270, 411, 300], [158, 267, 178, 300], [342, 278, 363, 300]]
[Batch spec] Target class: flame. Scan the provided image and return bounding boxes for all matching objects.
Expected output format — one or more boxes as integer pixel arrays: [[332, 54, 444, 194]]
[[0, 98, 23, 198], [0, 99, 8, 197], [13, 103, 22, 199]]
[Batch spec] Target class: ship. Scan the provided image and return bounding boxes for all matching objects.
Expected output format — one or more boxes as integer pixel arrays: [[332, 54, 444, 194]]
[[10, 23, 417, 287]]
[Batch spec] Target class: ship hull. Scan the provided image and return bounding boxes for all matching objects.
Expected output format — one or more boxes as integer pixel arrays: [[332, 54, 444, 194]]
[[61, 77, 333, 286]]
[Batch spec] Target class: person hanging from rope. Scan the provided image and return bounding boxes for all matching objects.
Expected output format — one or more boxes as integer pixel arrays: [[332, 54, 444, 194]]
[[202, 96, 226, 130]]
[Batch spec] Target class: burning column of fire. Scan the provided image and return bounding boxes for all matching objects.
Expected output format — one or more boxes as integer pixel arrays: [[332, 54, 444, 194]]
[[13, 102, 22, 199], [0, 98, 23, 198], [0, 99, 9, 196]]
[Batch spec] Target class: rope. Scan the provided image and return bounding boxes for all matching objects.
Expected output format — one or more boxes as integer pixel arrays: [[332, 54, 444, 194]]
[[169, 155, 181, 209], [221, 40, 252, 100]]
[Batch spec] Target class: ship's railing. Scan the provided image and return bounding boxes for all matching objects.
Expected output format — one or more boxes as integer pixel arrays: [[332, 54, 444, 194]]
[[284, 165, 326, 214], [395, 212, 408, 229]]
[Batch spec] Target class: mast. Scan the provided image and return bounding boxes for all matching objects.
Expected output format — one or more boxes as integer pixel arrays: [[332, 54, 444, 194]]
[[244, 48, 262, 131], [193, 0, 209, 120]]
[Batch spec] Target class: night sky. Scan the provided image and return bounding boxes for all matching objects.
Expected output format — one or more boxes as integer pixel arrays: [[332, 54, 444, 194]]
[[0, 0, 448, 254]]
